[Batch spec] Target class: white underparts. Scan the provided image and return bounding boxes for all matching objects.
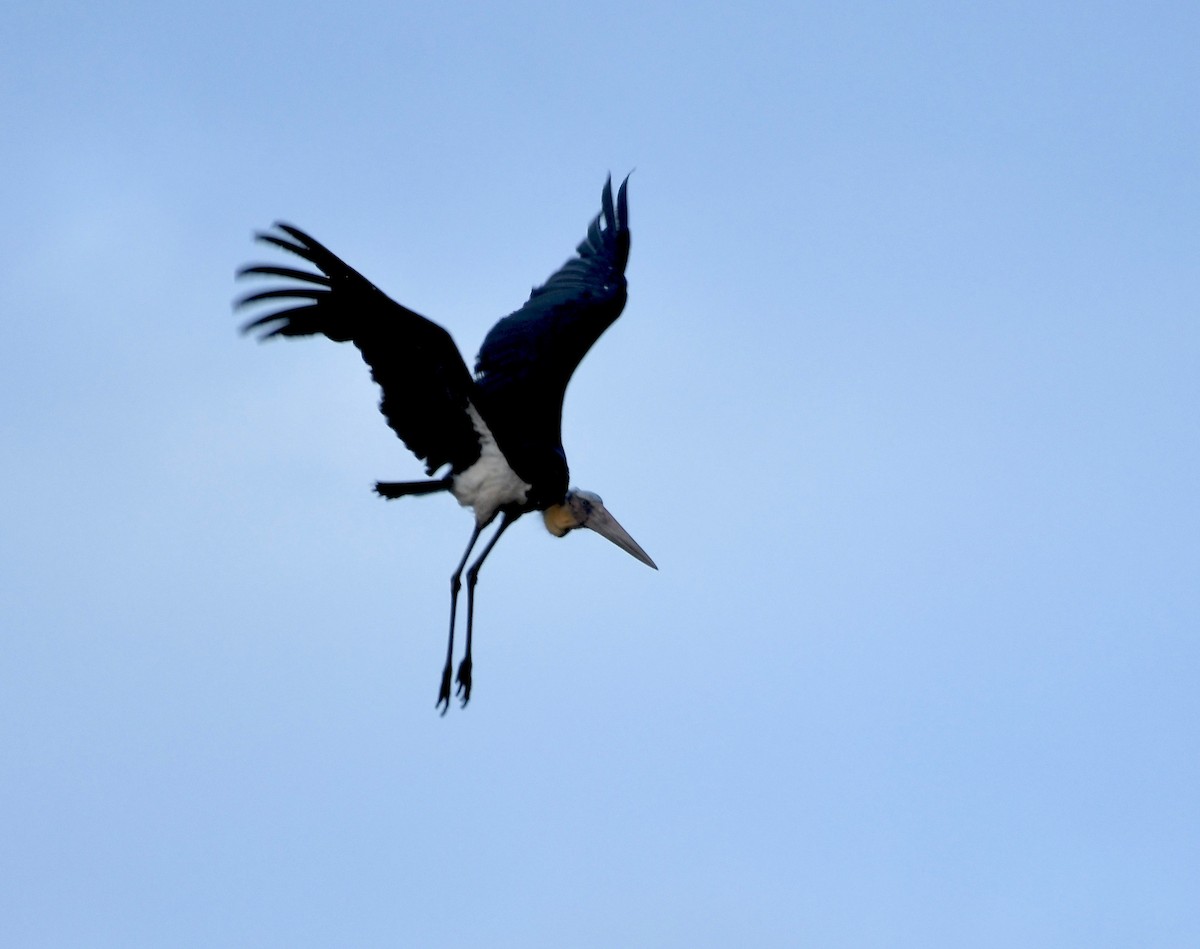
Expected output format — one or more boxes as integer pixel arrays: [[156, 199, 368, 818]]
[[452, 404, 531, 525]]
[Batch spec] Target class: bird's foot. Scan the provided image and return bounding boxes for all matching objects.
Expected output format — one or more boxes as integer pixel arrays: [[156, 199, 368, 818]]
[[436, 663, 453, 716], [455, 656, 473, 708]]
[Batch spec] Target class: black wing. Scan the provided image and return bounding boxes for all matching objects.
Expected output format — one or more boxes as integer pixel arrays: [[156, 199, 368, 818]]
[[473, 175, 631, 487], [237, 224, 481, 476]]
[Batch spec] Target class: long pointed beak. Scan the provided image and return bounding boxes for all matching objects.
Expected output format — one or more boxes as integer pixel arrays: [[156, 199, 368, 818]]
[[583, 502, 658, 570]]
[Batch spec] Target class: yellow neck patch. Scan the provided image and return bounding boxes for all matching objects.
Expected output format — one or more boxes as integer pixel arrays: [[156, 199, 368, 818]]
[[542, 503, 580, 537]]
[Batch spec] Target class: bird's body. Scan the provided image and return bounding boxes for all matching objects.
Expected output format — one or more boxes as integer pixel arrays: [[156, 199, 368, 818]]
[[238, 176, 655, 712], [451, 405, 530, 523]]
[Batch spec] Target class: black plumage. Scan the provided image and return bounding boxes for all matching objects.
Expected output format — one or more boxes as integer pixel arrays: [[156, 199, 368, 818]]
[[239, 225, 482, 476], [238, 175, 653, 712]]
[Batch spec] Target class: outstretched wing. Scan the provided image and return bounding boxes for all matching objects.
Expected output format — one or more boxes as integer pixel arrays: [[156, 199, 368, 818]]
[[473, 175, 631, 483], [237, 224, 481, 476]]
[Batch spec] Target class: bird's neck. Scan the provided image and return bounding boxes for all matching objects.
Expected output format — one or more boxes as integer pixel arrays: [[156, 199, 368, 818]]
[[542, 502, 580, 537]]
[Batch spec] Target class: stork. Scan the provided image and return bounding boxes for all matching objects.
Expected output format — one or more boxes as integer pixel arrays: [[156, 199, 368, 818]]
[[237, 175, 655, 712]]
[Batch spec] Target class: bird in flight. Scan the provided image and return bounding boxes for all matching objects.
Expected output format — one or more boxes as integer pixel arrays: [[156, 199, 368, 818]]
[[237, 175, 656, 713]]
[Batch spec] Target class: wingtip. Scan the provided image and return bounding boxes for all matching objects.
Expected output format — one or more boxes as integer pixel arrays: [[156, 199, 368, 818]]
[[617, 171, 631, 229], [274, 222, 307, 242], [599, 171, 632, 235], [252, 222, 307, 253]]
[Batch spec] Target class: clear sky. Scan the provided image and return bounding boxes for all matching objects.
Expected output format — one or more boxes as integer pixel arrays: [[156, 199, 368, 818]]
[[2, 2, 1197, 946]]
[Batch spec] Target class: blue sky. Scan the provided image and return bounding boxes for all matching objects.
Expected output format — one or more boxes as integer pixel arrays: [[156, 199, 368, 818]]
[[2, 2, 1198, 945]]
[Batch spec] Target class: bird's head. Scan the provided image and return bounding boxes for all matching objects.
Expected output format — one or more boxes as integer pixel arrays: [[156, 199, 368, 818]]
[[543, 489, 657, 570]]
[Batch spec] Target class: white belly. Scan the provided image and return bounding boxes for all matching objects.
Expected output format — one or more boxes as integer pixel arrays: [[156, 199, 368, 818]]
[[451, 404, 530, 524]]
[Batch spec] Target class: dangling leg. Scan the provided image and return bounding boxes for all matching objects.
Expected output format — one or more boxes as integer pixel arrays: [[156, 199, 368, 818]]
[[457, 512, 516, 707], [438, 522, 483, 715]]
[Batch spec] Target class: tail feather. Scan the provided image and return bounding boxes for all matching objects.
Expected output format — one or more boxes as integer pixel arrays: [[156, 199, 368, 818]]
[[374, 477, 452, 500]]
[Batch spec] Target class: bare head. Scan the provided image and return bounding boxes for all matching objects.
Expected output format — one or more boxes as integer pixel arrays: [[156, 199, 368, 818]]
[[542, 489, 657, 569]]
